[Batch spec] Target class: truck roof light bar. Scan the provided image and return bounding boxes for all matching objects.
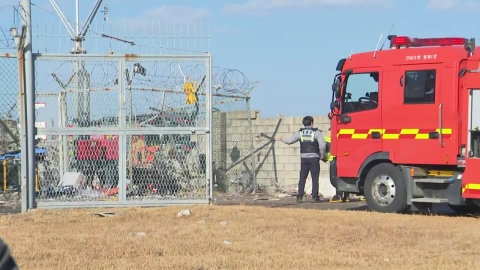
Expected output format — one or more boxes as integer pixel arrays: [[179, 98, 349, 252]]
[[390, 36, 467, 49]]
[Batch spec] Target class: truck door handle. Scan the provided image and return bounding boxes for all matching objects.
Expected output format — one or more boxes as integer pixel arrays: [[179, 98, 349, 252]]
[[371, 131, 381, 139], [439, 103, 444, 147], [429, 132, 439, 139]]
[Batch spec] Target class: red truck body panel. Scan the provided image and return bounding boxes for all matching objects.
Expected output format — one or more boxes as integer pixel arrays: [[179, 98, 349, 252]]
[[331, 39, 480, 199]]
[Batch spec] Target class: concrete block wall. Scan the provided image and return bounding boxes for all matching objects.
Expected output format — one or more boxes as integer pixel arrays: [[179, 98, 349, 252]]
[[212, 109, 336, 197], [250, 112, 335, 197]]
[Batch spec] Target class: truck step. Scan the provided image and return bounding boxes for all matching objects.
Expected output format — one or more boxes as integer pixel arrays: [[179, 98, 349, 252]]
[[411, 198, 449, 203], [414, 178, 451, 184]]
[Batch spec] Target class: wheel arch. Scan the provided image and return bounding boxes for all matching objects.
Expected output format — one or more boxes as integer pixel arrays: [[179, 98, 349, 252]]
[[356, 152, 392, 193]]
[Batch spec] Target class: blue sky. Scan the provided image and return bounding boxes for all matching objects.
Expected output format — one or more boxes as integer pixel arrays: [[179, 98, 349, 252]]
[[1, 0, 480, 118]]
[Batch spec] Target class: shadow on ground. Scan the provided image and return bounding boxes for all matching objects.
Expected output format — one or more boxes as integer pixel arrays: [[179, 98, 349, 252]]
[[214, 194, 468, 217]]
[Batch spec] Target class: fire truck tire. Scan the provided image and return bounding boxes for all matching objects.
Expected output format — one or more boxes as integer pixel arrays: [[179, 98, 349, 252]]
[[447, 204, 480, 215], [364, 163, 409, 213]]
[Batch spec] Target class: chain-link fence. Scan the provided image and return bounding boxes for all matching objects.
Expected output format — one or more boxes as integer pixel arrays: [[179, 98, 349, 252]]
[[0, 50, 259, 210], [0, 55, 22, 212], [211, 68, 258, 196]]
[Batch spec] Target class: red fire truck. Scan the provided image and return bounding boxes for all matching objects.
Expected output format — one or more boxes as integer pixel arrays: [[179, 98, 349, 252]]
[[329, 35, 480, 214]]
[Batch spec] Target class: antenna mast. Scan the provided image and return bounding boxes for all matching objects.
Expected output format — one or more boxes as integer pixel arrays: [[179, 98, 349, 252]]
[[50, 0, 104, 54]]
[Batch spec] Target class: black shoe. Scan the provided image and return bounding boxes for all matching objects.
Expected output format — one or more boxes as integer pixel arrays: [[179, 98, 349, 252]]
[[330, 195, 342, 203], [312, 197, 323, 203], [296, 196, 303, 203]]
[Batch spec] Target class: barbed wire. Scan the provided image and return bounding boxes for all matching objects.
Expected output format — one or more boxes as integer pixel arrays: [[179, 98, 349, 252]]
[[35, 61, 256, 98], [0, 5, 22, 50], [32, 59, 257, 125]]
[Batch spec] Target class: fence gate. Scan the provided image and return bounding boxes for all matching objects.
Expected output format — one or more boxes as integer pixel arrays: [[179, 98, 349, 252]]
[[34, 54, 212, 208]]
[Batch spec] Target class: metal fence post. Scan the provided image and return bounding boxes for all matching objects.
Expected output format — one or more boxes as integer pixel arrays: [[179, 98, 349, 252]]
[[118, 59, 126, 202], [206, 54, 213, 202], [246, 97, 257, 188]]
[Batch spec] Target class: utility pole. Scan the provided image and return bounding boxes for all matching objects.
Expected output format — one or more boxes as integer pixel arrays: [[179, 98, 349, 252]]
[[18, 0, 35, 210]]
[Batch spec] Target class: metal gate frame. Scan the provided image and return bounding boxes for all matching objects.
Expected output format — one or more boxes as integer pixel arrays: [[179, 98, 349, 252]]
[[35, 53, 213, 208]]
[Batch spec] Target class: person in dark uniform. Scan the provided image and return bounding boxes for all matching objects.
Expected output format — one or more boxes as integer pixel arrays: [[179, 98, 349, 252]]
[[279, 116, 327, 203]]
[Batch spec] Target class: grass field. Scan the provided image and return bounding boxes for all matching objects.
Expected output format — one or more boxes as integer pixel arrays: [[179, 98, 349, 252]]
[[0, 205, 479, 270]]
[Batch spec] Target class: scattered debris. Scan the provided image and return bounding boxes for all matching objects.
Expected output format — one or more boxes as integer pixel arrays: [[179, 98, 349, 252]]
[[253, 196, 281, 201], [89, 211, 121, 218], [198, 220, 206, 224], [131, 231, 146, 237], [223, 240, 232, 245], [219, 221, 227, 226], [177, 209, 191, 217]]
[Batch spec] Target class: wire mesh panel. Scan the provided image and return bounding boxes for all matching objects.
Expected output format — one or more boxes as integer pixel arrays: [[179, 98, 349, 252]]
[[123, 60, 208, 128], [34, 54, 212, 208], [0, 54, 22, 212], [36, 135, 120, 203], [125, 133, 207, 201], [210, 69, 258, 196], [34, 57, 121, 128]]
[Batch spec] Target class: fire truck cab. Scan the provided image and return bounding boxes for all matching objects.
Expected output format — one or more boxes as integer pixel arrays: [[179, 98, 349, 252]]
[[330, 35, 480, 213]]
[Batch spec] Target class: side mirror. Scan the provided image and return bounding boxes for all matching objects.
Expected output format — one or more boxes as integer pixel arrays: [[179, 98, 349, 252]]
[[330, 101, 340, 110], [334, 89, 340, 98], [333, 77, 342, 98], [340, 114, 351, 124]]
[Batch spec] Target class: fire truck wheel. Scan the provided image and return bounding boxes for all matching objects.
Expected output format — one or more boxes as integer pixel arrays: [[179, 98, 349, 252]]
[[364, 163, 409, 213], [447, 204, 480, 215]]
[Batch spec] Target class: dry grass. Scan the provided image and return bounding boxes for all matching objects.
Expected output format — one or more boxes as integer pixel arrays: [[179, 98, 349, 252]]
[[0, 205, 479, 270]]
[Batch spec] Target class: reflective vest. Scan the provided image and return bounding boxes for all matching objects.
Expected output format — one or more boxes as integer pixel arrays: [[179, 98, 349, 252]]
[[299, 127, 320, 154], [324, 136, 335, 162]]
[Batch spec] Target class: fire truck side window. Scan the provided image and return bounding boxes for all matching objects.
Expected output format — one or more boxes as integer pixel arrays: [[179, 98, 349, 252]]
[[404, 70, 436, 104], [342, 72, 379, 114]]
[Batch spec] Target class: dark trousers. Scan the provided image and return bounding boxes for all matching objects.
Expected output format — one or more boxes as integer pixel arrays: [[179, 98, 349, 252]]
[[298, 157, 320, 198]]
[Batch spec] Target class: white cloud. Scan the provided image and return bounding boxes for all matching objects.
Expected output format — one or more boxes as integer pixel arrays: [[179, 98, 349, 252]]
[[426, 0, 480, 11], [132, 5, 211, 23], [223, 0, 395, 16]]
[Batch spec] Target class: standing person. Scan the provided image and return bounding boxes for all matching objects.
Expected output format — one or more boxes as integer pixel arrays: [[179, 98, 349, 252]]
[[279, 116, 327, 203]]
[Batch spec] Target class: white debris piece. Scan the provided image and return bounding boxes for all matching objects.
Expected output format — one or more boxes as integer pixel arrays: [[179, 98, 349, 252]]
[[177, 209, 191, 217], [132, 231, 147, 237], [219, 221, 227, 226]]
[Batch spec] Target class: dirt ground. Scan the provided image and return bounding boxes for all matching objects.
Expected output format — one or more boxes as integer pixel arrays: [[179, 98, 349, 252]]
[[0, 201, 479, 270]]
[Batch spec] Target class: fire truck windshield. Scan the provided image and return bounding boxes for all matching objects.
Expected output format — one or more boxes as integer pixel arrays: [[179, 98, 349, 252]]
[[341, 72, 379, 114]]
